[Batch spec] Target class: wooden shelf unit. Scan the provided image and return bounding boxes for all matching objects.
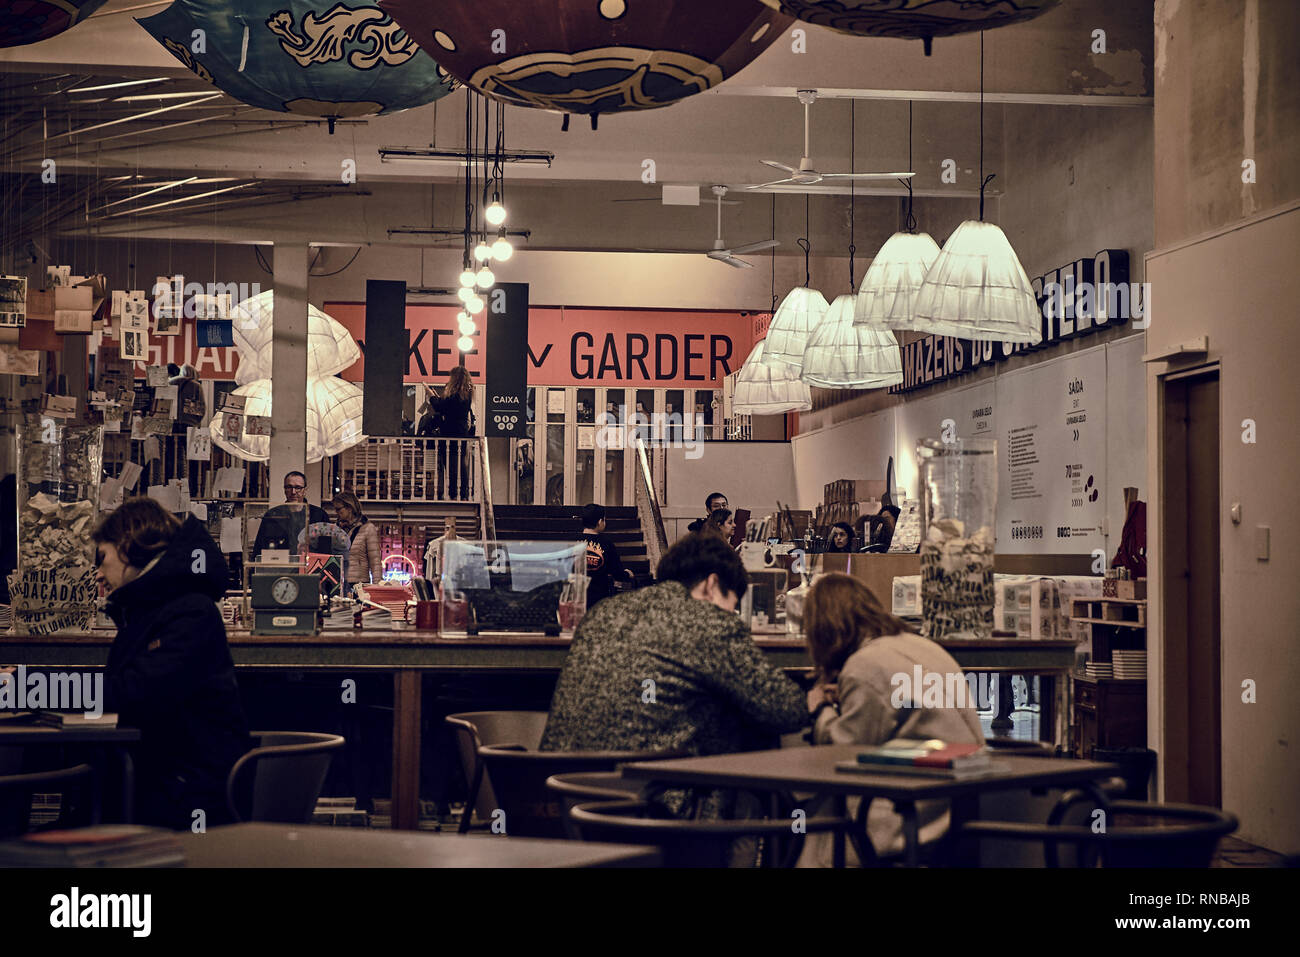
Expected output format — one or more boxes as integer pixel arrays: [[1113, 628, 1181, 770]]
[[1068, 596, 1148, 758]]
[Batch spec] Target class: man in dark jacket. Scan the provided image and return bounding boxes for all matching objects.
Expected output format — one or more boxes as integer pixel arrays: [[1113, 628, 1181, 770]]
[[251, 470, 328, 559], [541, 533, 809, 816], [93, 498, 250, 830]]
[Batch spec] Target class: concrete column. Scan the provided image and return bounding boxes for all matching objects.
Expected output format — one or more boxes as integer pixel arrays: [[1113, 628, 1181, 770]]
[[268, 245, 309, 501]]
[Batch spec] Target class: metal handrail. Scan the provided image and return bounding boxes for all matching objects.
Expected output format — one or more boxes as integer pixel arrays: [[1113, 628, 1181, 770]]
[[633, 436, 668, 575], [477, 437, 496, 541]]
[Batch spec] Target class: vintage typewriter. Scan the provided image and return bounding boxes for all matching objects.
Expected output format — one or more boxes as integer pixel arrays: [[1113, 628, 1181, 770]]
[[461, 575, 565, 636]]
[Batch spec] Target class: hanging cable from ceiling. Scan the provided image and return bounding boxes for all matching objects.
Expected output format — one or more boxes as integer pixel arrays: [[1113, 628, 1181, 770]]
[[848, 99, 856, 291], [978, 30, 995, 221]]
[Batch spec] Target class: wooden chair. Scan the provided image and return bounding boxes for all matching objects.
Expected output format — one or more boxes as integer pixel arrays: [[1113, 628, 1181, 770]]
[[0, 764, 93, 839], [445, 711, 550, 833], [545, 771, 646, 839], [226, 732, 344, 824]]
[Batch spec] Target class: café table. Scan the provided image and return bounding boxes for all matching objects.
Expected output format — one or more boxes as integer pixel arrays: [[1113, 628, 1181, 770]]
[[621, 745, 1121, 867], [177, 821, 660, 867], [0, 721, 139, 824]]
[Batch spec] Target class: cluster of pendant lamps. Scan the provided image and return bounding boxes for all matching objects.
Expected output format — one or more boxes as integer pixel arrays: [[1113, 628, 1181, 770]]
[[734, 52, 1041, 417]]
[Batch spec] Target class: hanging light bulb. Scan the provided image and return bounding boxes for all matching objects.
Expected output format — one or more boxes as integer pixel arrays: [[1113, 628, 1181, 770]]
[[475, 266, 495, 289], [457, 334, 475, 352], [485, 196, 506, 226], [459, 268, 477, 288], [802, 295, 902, 389], [466, 295, 484, 314], [761, 287, 829, 372], [456, 286, 474, 303], [491, 235, 514, 261], [458, 317, 477, 336], [474, 241, 492, 262]]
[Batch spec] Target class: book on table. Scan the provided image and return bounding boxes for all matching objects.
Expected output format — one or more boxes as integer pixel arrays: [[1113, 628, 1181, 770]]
[[34, 711, 119, 729], [835, 738, 997, 779], [0, 825, 183, 867]]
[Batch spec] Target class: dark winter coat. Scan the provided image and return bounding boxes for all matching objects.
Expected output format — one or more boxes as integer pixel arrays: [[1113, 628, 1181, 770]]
[[104, 516, 250, 830]]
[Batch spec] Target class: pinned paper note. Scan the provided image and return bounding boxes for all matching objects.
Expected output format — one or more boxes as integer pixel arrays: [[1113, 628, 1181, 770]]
[[219, 517, 243, 553], [216, 392, 246, 414], [120, 328, 147, 361], [40, 394, 77, 419], [222, 415, 242, 442], [189, 502, 208, 522], [146, 483, 182, 512], [0, 276, 27, 328], [246, 416, 272, 437], [120, 461, 143, 491], [99, 477, 124, 511], [0, 345, 39, 376], [213, 466, 246, 495], [53, 285, 93, 334], [145, 365, 169, 387], [187, 425, 212, 460]]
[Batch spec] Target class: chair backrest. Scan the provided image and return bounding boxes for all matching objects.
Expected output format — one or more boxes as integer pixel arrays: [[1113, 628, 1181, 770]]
[[0, 764, 93, 840], [226, 731, 344, 824], [959, 800, 1238, 868], [545, 772, 646, 839], [477, 746, 688, 839], [445, 711, 550, 823], [569, 798, 849, 868]]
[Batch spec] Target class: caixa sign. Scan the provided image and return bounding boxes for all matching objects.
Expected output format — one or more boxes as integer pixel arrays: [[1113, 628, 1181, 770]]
[[894, 249, 1142, 394]]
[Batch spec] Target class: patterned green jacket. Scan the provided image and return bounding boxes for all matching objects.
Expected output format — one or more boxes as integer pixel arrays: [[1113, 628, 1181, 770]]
[[541, 581, 808, 814]]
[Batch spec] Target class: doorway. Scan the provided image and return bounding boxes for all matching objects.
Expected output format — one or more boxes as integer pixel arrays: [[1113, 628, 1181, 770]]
[[1160, 367, 1221, 807]]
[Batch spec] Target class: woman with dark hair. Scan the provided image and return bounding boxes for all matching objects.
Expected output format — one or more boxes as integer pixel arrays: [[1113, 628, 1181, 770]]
[[827, 522, 855, 552], [418, 366, 475, 498], [331, 490, 381, 586], [703, 508, 735, 543], [801, 573, 983, 865], [92, 498, 250, 831]]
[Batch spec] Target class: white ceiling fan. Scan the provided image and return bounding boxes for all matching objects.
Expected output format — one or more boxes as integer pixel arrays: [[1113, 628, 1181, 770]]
[[705, 186, 778, 268], [751, 90, 915, 190]]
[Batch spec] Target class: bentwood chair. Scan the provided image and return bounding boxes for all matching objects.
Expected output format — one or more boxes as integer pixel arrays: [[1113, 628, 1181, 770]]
[[956, 799, 1238, 867], [476, 746, 689, 839], [0, 764, 93, 839], [226, 732, 344, 824], [570, 798, 853, 868], [545, 771, 647, 839], [445, 711, 550, 833]]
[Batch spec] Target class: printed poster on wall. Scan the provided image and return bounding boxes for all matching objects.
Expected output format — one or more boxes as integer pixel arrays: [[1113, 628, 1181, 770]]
[[484, 282, 529, 438], [996, 348, 1107, 554]]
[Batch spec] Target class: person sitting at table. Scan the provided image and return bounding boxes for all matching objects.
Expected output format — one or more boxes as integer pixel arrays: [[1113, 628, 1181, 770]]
[[540, 532, 810, 818], [92, 497, 251, 831], [826, 522, 855, 553], [800, 573, 984, 865]]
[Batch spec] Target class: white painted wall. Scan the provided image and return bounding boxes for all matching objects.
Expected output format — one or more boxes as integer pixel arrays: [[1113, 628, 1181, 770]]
[[790, 409, 895, 510], [1145, 203, 1300, 854]]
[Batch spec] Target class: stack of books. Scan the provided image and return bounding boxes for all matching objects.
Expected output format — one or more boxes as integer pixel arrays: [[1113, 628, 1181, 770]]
[[1111, 650, 1147, 680], [1084, 660, 1114, 680], [35, 711, 119, 729], [836, 739, 998, 779], [0, 826, 183, 868]]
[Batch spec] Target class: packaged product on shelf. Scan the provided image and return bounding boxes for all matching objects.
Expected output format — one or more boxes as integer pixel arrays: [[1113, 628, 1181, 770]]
[[919, 518, 995, 640]]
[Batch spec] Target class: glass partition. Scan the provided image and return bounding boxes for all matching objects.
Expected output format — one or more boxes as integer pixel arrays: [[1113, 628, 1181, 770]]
[[439, 540, 588, 637]]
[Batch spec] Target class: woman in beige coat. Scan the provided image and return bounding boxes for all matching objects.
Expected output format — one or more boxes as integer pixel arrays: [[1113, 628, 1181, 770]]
[[331, 491, 382, 587], [800, 573, 984, 866]]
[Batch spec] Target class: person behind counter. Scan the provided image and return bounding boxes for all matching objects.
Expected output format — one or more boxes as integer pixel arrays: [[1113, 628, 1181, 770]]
[[541, 532, 809, 819], [251, 471, 328, 559], [331, 491, 381, 586], [92, 497, 251, 831], [827, 522, 855, 552], [801, 573, 984, 865], [703, 508, 736, 543], [687, 491, 728, 534]]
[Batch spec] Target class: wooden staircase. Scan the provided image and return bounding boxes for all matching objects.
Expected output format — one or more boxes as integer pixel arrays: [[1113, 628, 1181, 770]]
[[491, 505, 654, 584]]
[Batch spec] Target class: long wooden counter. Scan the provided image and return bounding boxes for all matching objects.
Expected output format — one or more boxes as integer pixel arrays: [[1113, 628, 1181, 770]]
[[1, 628, 1078, 829]]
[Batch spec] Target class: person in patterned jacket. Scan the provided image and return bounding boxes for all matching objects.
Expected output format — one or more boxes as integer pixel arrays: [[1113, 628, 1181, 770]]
[[541, 532, 810, 817]]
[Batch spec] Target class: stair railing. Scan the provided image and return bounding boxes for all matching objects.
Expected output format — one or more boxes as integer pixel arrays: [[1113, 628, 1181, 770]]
[[633, 435, 668, 576], [477, 437, 496, 541]]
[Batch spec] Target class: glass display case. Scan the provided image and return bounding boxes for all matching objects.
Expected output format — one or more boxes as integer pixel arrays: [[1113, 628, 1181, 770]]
[[10, 417, 103, 635], [917, 437, 997, 640], [439, 540, 587, 637]]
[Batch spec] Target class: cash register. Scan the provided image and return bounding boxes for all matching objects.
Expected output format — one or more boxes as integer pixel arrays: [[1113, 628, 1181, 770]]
[[249, 571, 322, 635]]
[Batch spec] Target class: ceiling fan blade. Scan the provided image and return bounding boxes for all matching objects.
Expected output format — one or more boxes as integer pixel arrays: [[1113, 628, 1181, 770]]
[[747, 178, 795, 190], [721, 256, 753, 269], [760, 160, 796, 174], [727, 239, 780, 254], [821, 171, 916, 180]]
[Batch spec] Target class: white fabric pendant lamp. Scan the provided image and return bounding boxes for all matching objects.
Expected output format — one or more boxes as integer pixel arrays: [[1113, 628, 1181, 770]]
[[229, 290, 361, 385], [854, 230, 941, 329], [912, 219, 1041, 343], [802, 294, 902, 389], [910, 38, 1041, 344], [733, 341, 812, 415], [209, 377, 366, 464], [762, 286, 829, 370]]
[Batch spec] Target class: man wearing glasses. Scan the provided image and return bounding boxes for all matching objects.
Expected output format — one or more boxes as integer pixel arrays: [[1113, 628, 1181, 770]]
[[251, 470, 329, 559]]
